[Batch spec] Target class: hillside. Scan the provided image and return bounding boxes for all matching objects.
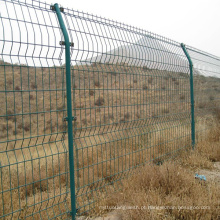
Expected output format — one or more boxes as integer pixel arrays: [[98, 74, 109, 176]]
[[1, 62, 219, 143]]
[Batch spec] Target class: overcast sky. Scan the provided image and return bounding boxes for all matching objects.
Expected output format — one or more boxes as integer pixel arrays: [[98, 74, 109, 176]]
[[46, 0, 220, 57]]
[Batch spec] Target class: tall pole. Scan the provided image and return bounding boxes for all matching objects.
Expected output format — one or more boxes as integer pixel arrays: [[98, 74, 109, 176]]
[[53, 4, 76, 219], [181, 43, 195, 149]]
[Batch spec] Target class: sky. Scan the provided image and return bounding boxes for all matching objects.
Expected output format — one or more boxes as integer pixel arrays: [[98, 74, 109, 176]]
[[46, 0, 220, 57]]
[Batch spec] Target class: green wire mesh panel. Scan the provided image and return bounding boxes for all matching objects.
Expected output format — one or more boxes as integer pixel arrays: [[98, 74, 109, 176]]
[[0, 0, 71, 219], [62, 9, 192, 215], [186, 46, 220, 142], [1, 0, 219, 218]]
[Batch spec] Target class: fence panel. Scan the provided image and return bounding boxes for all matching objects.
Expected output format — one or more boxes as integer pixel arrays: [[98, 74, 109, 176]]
[[62, 9, 193, 214], [0, 0, 71, 219], [186, 46, 220, 142], [1, 1, 220, 219]]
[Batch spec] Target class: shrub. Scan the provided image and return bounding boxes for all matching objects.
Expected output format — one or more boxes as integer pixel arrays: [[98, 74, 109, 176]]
[[209, 95, 214, 101], [213, 106, 220, 121], [161, 108, 169, 114], [124, 113, 130, 120], [180, 94, 185, 100], [174, 81, 179, 86], [198, 102, 207, 109], [95, 97, 104, 106], [94, 80, 100, 87], [143, 66, 150, 72], [164, 76, 169, 81], [148, 77, 153, 84], [15, 85, 20, 91], [89, 90, 94, 96], [29, 94, 34, 100], [23, 122, 30, 132], [6, 109, 14, 121], [31, 83, 37, 89], [142, 84, 148, 90]]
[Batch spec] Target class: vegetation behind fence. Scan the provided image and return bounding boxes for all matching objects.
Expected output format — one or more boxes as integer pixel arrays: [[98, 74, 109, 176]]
[[0, 0, 220, 219]]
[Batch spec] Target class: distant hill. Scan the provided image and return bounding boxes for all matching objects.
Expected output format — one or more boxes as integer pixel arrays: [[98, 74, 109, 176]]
[[82, 35, 188, 73]]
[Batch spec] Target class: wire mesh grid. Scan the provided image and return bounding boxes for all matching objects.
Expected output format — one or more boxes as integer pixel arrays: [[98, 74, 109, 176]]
[[0, 0, 71, 219], [62, 8, 193, 215], [0, 0, 220, 218], [186, 46, 220, 143]]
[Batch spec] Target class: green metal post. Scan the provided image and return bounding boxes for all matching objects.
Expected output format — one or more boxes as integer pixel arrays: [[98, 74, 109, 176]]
[[181, 43, 195, 149], [53, 4, 76, 219]]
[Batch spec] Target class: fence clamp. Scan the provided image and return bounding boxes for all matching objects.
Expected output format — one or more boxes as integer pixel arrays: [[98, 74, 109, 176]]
[[59, 41, 74, 47], [50, 5, 64, 12], [64, 116, 77, 122]]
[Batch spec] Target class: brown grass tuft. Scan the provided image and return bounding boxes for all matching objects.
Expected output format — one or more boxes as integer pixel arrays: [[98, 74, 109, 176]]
[[6, 109, 14, 121], [31, 82, 37, 89], [148, 77, 153, 84], [142, 84, 148, 90], [198, 102, 207, 109], [89, 90, 95, 96], [161, 108, 169, 114], [95, 97, 104, 106], [209, 95, 215, 101], [124, 113, 130, 120], [15, 85, 20, 91], [180, 94, 185, 100], [213, 106, 220, 121], [94, 79, 101, 87], [29, 94, 34, 100], [174, 80, 179, 86]]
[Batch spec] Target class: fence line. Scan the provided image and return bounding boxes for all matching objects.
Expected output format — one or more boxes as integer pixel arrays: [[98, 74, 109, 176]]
[[0, 0, 220, 219]]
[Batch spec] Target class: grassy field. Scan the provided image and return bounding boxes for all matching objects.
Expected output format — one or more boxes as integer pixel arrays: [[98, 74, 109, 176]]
[[0, 62, 219, 219]]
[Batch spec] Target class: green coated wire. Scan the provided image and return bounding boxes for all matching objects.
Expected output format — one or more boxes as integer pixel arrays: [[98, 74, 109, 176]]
[[0, 0, 220, 219]]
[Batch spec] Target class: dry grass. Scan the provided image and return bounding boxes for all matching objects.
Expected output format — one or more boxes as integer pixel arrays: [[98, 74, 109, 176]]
[[94, 122, 220, 220], [95, 97, 105, 106], [148, 77, 153, 84], [94, 79, 101, 87], [161, 108, 169, 114], [142, 84, 148, 90], [180, 94, 185, 100], [95, 163, 219, 220], [89, 89, 95, 96]]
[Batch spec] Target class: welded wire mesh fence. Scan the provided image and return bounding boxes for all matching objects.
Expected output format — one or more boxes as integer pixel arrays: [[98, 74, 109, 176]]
[[0, 0, 220, 219], [0, 1, 71, 219], [186, 46, 220, 142]]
